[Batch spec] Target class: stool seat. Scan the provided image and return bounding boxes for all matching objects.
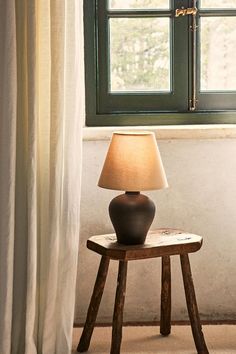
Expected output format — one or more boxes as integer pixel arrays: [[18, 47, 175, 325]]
[[87, 228, 203, 260], [77, 228, 209, 354]]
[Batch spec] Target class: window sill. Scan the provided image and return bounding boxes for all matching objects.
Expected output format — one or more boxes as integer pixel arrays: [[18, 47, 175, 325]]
[[83, 124, 236, 141]]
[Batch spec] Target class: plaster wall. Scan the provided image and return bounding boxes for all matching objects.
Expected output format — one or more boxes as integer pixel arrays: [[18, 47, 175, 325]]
[[75, 138, 236, 324]]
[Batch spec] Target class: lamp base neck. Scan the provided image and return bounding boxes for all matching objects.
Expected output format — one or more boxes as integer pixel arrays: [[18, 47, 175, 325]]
[[125, 191, 140, 195]]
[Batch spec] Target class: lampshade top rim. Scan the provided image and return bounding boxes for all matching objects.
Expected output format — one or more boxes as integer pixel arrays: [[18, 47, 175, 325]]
[[113, 131, 154, 136]]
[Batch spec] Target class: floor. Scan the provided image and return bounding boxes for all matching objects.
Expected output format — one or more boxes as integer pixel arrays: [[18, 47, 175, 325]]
[[72, 325, 236, 353]]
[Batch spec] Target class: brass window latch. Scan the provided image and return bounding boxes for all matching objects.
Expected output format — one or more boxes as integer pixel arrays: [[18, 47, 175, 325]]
[[175, 1, 199, 111], [175, 7, 198, 17]]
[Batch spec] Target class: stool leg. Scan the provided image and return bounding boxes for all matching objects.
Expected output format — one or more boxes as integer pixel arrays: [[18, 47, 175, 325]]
[[110, 261, 128, 354], [77, 256, 110, 352], [180, 254, 209, 354], [160, 255, 171, 336]]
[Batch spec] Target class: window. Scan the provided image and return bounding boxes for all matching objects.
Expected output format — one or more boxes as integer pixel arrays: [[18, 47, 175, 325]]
[[84, 0, 236, 126]]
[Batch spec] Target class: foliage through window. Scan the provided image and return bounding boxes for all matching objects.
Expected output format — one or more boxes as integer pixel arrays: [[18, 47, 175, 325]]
[[84, 0, 236, 126]]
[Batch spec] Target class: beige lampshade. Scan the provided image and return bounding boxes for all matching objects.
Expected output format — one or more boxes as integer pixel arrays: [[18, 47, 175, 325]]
[[98, 131, 168, 191]]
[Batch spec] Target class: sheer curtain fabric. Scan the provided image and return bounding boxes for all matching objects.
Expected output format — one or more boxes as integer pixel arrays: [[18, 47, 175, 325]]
[[0, 0, 84, 353]]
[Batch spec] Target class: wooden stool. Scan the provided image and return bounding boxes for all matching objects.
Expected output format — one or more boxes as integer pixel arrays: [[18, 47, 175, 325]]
[[77, 228, 209, 354]]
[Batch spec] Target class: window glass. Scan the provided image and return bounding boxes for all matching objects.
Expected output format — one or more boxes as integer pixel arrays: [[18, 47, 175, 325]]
[[109, 0, 169, 10], [110, 18, 170, 92], [200, 17, 236, 91], [201, 0, 236, 8]]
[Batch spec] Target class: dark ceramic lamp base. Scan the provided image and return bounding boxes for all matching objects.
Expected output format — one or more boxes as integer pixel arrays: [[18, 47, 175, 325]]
[[109, 192, 155, 245]]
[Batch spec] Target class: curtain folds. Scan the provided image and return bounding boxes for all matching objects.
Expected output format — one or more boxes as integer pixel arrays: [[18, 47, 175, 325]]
[[0, 0, 84, 353]]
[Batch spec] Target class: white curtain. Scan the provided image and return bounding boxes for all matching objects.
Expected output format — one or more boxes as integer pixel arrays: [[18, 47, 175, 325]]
[[0, 0, 84, 353]]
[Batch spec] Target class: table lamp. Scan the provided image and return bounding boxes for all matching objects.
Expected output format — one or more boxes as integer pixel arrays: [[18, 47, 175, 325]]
[[98, 131, 168, 245]]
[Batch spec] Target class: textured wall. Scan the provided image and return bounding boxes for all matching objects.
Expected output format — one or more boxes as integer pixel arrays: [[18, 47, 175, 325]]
[[74, 138, 236, 324]]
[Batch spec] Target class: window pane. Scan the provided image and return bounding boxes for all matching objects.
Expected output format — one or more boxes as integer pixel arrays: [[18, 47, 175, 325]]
[[110, 18, 170, 92], [200, 17, 236, 91], [109, 0, 169, 9], [201, 0, 236, 8]]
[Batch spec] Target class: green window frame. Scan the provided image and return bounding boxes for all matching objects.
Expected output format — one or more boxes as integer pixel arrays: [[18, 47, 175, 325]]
[[84, 0, 236, 126]]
